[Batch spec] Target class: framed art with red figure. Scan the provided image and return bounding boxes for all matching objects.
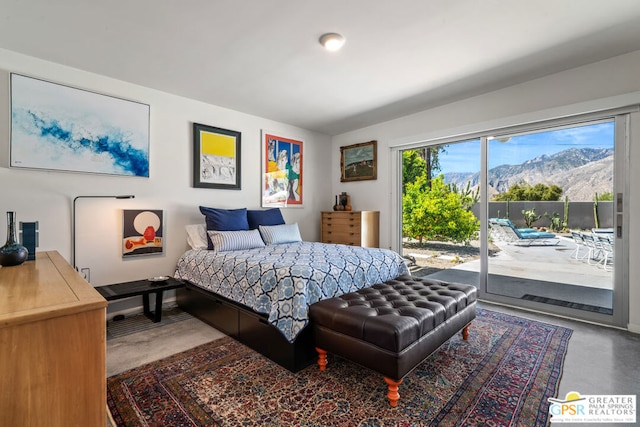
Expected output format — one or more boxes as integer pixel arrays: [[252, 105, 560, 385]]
[[122, 209, 163, 257]]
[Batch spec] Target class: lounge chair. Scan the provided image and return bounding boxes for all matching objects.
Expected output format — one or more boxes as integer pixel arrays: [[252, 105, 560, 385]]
[[570, 230, 589, 260], [596, 234, 614, 271], [580, 232, 614, 270], [495, 218, 559, 246], [489, 219, 510, 242]]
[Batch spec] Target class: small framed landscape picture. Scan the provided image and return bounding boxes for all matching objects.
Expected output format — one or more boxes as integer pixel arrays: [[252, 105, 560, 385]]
[[340, 140, 377, 182], [193, 123, 241, 189]]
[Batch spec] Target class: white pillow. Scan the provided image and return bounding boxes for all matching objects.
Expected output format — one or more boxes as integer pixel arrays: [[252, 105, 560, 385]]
[[208, 229, 266, 252], [259, 223, 302, 245], [185, 224, 208, 249]]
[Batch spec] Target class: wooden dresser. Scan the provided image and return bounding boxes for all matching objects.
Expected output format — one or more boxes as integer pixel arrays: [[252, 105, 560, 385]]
[[321, 211, 380, 247], [0, 251, 107, 426]]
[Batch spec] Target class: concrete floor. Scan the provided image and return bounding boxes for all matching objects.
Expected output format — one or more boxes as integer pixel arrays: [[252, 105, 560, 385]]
[[427, 238, 615, 312], [107, 317, 224, 376], [106, 302, 640, 402]]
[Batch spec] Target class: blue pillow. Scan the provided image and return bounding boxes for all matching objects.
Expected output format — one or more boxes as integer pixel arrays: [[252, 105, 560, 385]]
[[247, 208, 285, 230], [199, 206, 249, 249], [259, 223, 302, 245]]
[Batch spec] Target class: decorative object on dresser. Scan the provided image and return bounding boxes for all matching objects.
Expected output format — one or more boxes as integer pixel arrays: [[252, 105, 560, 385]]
[[193, 123, 241, 190], [19, 220, 38, 261], [10, 73, 150, 177], [72, 194, 135, 270], [0, 211, 29, 266], [332, 195, 341, 211], [332, 192, 351, 211], [339, 191, 352, 211], [0, 251, 107, 426], [320, 210, 379, 247], [261, 130, 303, 207], [340, 140, 377, 182]]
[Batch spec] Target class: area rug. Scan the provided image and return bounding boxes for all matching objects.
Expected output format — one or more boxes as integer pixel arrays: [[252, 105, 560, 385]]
[[107, 309, 571, 426]]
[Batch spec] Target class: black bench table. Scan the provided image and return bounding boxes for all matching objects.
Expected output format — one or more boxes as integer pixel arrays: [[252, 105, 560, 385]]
[[96, 277, 185, 323]]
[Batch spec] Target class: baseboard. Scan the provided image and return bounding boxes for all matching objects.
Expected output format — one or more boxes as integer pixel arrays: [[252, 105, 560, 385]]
[[627, 322, 640, 334]]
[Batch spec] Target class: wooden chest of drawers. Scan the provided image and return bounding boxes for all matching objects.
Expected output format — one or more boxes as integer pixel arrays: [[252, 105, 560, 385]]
[[0, 251, 107, 426], [321, 211, 380, 247]]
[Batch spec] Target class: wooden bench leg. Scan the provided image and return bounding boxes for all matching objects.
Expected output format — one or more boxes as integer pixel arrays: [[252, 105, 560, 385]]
[[384, 377, 403, 407], [462, 322, 471, 340], [316, 347, 328, 371]]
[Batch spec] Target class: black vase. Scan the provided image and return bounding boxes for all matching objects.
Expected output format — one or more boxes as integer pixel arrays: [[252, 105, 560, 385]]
[[0, 211, 29, 267], [333, 195, 340, 211]]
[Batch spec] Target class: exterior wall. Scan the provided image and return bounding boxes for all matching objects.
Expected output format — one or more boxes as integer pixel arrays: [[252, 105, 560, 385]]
[[483, 201, 614, 230]]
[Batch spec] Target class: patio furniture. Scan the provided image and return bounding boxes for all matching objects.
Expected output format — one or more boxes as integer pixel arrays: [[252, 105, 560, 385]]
[[489, 219, 509, 242], [489, 218, 536, 243], [570, 232, 613, 270], [596, 234, 614, 271], [592, 228, 614, 236], [496, 219, 559, 246], [570, 231, 589, 260], [580, 232, 603, 265]]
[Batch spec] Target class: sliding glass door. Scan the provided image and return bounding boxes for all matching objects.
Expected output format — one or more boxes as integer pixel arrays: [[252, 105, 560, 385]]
[[398, 112, 629, 327], [485, 120, 616, 318]]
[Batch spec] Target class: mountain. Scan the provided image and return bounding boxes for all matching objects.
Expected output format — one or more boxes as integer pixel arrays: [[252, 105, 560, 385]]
[[443, 148, 614, 201]]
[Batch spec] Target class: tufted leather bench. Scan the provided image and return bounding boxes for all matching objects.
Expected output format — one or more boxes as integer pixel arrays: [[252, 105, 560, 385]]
[[309, 274, 477, 406]]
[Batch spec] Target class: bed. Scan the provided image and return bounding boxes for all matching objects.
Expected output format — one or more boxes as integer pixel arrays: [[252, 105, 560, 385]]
[[174, 212, 408, 371]]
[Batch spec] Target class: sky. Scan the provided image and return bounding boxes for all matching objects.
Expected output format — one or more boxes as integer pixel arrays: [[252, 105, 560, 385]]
[[435, 121, 615, 174]]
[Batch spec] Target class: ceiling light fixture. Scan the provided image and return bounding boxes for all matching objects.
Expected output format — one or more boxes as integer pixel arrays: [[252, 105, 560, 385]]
[[319, 33, 345, 52]]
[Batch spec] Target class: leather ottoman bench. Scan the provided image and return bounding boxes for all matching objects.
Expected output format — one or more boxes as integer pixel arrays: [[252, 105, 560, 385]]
[[309, 274, 477, 406]]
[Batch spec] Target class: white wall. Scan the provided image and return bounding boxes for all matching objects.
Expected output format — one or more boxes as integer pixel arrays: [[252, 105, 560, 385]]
[[331, 50, 640, 331], [0, 49, 331, 293]]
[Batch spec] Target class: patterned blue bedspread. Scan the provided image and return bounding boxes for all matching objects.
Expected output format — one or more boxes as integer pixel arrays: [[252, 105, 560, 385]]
[[175, 242, 409, 342]]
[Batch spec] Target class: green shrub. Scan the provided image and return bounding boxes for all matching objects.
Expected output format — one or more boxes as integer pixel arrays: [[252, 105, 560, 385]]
[[403, 175, 479, 243], [493, 182, 563, 201]]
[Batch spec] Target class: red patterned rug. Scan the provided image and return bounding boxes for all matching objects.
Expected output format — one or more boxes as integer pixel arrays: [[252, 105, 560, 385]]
[[107, 309, 571, 426]]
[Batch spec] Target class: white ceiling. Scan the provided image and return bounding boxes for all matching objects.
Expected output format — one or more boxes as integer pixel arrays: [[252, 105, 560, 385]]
[[2, 0, 640, 135]]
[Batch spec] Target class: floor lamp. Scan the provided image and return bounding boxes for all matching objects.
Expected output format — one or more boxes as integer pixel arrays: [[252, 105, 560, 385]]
[[72, 195, 135, 271]]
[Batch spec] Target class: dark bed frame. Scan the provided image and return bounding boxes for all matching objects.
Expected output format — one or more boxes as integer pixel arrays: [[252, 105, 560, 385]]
[[176, 281, 317, 372]]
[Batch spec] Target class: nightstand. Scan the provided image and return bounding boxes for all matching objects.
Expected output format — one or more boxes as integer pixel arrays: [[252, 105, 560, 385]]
[[96, 277, 185, 322]]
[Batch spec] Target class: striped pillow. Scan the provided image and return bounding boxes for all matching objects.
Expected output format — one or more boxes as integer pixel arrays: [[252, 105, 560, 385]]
[[207, 229, 266, 252], [258, 223, 302, 245]]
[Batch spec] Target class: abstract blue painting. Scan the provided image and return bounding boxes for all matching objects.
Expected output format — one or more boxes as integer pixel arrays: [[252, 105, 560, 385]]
[[10, 74, 150, 177]]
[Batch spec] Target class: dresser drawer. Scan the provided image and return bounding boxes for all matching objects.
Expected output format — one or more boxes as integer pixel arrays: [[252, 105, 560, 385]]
[[321, 217, 361, 231], [321, 230, 360, 245], [321, 212, 361, 227]]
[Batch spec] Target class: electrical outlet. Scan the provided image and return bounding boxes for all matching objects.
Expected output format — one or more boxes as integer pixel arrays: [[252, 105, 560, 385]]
[[80, 268, 91, 282]]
